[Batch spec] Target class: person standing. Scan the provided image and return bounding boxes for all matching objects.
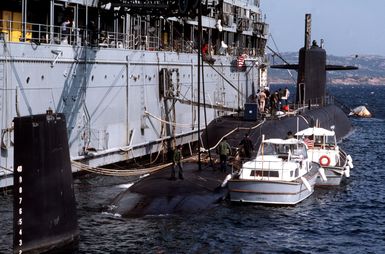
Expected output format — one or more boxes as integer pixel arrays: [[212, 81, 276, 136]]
[[258, 89, 266, 113], [61, 18, 71, 44], [218, 137, 231, 172], [281, 87, 290, 106], [278, 88, 284, 110], [239, 134, 254, 158], [88, 21, 99, 46], [270, 91, 279, 113], [170, 145, 184, 180], [286, 131, 294, 139]]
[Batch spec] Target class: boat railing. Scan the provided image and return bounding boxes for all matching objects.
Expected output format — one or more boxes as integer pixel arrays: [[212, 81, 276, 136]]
[[337, 149, 348, 167]]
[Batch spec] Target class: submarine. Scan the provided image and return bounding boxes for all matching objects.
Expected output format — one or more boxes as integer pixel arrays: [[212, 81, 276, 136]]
[[203, 14, 357, 151], [13, 111, 78, 253], [108, 14, 357, 217]]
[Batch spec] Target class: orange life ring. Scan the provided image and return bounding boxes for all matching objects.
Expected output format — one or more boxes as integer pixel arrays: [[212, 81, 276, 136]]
[[319, 155, 331, 166]]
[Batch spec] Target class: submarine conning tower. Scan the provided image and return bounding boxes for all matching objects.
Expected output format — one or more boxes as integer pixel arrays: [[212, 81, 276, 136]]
[[13, 110, 78, 253], [296, 14, 326, 104], [271, 13, 357, 104]]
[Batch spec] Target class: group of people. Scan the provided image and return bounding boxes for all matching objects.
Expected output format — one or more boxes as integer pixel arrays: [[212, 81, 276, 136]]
[[257, 87, 290, 114], [169, 134, 255, 180], [217, 134, 254, 172]]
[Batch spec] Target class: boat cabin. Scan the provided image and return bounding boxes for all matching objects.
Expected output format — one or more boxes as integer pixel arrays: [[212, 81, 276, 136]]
[[295, 127, 340, 167], [238, 138, 309, 181], [295, 127, 337, 149]]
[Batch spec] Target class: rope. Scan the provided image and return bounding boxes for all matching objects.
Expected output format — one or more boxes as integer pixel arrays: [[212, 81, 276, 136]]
[[201, 43, 214, 167], [297, 115, 309, 125], [267, 34, 297, 84], [0, 165, 13, 173], [204, 118, 266, 152], [71, 160, 173, 177], [71, 153, 203, 177], [144, 110, 205, 128]]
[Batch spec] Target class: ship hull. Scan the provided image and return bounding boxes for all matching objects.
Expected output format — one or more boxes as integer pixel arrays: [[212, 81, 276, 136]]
[[0, 42, 259, 188]]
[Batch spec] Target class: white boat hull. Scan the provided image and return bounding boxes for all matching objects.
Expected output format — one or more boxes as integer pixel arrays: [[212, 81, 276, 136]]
[[315, 166, 345, 186], [228, 167, 319, 205]]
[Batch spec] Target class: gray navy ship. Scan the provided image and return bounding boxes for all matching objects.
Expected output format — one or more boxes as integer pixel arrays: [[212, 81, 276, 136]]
[[0, 0, 269, 188]]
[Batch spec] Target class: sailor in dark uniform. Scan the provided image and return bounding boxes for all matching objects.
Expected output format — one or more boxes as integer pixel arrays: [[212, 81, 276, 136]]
[[239, 134, 254, 158], [170, 145, 184, 180]]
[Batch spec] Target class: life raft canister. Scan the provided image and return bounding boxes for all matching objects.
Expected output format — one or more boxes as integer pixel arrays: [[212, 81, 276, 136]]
[[319, 155, 331, 166]]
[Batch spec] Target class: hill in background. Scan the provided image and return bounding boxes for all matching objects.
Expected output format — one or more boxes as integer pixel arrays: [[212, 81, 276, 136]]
[[268, 52, 385, 85]]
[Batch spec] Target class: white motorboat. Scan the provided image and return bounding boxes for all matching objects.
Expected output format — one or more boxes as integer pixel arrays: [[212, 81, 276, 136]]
[[295, 127, 354, 186], [227, 138, 323, 205]]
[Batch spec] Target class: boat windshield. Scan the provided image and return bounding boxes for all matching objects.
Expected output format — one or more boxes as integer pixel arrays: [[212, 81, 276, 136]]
[[258, 143, 307, 159], [292, 144, 308, 158], [314, 135, 336, 146]]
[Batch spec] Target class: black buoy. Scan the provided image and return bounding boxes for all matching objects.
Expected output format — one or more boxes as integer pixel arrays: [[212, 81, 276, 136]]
[[13, 110, 78, 253]]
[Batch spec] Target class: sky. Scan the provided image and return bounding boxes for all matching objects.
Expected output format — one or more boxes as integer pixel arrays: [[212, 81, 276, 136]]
[[260, 0, 385, 56]]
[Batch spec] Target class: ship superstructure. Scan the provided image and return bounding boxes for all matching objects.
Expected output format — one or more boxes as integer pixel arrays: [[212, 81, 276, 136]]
[[0, 0, 269, 188]]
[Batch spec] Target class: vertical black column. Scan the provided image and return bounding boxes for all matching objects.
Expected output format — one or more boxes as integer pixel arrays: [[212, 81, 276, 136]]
[[296, 13, 327, 104], [13, 112, 78, 253]]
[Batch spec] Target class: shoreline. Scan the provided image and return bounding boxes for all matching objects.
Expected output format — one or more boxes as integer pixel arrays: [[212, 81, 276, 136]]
[[269, 79, 385, 86]]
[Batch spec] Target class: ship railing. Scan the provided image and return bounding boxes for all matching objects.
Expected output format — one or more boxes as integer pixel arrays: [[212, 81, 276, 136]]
[[99, 32, 162, 50], [0, 18, 264, 57], [0, 19, 87, 46], [95, 33, 257, 57], [289, 95, 335, 112], [222, 45, 261, 58], [264, 95, 337, 120]]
